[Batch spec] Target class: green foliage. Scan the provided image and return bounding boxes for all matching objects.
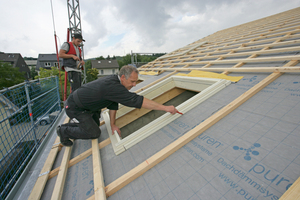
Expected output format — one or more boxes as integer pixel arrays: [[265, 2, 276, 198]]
[[34, 67, 70, 102], [116, 53, 165, 69], [117, 54, 132, 69], [87, 68, 99, 82], [30, 66, 38, 80], [0, 62, 26, 89], [95, 56, 105, 60], [85, 60, 92, 71], [35, 67, 60, 79], [84, 60, 98, 83]]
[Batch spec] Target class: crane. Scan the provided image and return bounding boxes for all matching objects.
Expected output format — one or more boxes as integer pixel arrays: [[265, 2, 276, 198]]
[[66, 0, 87, 90]]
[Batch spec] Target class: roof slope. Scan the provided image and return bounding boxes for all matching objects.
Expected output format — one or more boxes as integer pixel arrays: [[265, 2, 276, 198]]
[[13, 7, 300, 200]]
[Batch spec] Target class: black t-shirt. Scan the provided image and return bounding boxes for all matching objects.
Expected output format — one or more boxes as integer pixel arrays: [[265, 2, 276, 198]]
[[74, 74, 143, 111]]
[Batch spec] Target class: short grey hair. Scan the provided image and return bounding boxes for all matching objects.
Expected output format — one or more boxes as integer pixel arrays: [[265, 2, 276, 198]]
[[118, 65, 139, 79]]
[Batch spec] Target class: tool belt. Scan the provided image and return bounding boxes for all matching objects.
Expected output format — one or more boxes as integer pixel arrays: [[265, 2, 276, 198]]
[[72, 90, 84, 108]]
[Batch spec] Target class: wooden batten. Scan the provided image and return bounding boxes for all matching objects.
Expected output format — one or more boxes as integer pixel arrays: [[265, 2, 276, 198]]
[[91, 139, 106, 200], [50, 142, 73, 200]]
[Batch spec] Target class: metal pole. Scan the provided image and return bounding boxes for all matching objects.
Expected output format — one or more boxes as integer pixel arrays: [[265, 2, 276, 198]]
[[54, 34, 63, 100], [56, 76, 62, 111], [24, 82, 38, 148], [64, 28, 70, 101]]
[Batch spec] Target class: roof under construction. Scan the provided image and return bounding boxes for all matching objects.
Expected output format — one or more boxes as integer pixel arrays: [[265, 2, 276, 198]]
[[12, 7, 300, 200]]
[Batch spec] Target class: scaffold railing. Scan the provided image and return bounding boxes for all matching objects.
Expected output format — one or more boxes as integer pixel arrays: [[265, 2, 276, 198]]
[[0, 76, 62, 199]]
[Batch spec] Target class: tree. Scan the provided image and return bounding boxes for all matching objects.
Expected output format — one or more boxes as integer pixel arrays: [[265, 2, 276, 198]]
[[87, 68, 99, 82], [84, 60, 99, 82], [117, 54, 131, 69], [96, 56, 105, 60], [30, 66, 38, 80], [35, 67, 70, 101], [35, 67, 60, 79], [0, 62, 25, 89]]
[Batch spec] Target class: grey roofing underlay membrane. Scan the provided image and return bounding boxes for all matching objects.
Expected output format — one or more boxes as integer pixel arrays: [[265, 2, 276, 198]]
[[11, 7, 300, 200], [14, 70, 298, 200]]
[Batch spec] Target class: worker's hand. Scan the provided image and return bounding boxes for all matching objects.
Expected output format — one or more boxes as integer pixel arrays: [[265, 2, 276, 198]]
[[81, 60, 85, 65], [111, 124, 121, 137], [72, 55, 80, 61], [165, 105, 178, 115]]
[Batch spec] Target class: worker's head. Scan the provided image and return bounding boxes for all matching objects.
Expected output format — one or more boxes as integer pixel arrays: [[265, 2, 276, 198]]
[[119, 65, 139, 90], [72, 33, 85, 46]]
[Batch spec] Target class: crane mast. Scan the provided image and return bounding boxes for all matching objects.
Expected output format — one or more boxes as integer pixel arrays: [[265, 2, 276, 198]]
[[67, 0, 86, 84], [67, 0, 82, 35]]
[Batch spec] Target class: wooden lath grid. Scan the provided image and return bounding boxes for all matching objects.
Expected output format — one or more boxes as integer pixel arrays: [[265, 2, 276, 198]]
[[140, 24, 300, 72], [28, 7, 300, 200]]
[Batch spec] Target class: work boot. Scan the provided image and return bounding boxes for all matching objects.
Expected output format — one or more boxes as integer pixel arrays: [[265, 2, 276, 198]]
[[56, 125, 73, 146]]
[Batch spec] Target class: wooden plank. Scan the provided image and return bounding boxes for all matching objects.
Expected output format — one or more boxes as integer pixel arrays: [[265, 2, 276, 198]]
[[174, 38, 300, 59], [51, 144, 73, 200], [48, 138, 111, 179], [222, 38, 280, 75], [158, 42, 207, 60], [148, 55, 300, 67], [115, 88, 185, 128], [206, 24, 300, 46], [28, 137, 61, 200], [235, 21, 300, 39], [194, 32, 299, 56], [91, 139, 106, 200], [101, 60, 298, 197], [138, 67, 300, 73], [279, 176, 300, 200]]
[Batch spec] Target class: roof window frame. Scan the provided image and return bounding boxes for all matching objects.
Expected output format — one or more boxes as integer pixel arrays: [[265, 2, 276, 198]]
[[103, 75, 231, 155]]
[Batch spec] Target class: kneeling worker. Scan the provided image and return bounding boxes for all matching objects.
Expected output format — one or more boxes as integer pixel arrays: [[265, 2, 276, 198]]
[[57, 65, 178, 146]]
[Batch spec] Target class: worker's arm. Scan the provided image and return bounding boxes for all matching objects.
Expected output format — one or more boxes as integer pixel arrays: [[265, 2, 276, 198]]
[[142, 98, 178, 114], [109, 110, 121, 137], [58, 49, 80, 61]]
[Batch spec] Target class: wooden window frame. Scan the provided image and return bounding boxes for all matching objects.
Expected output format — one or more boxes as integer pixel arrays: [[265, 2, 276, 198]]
[[103, 76, 231, 155]]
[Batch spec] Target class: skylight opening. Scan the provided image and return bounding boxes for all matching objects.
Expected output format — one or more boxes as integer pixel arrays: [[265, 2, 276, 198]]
[[120, 89, 197, 139], [103, 75, 231, 155]]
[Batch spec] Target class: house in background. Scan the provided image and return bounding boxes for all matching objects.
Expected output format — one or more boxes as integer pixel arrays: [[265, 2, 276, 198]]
[[36, 54, 62, 71], [0, 52, 31, 80], [25, 60, 37, 69], [91, 60, 119, 77]]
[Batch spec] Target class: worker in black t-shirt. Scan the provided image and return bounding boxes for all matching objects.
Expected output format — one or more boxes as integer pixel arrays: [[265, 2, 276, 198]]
[[56, 65, 178, 146]]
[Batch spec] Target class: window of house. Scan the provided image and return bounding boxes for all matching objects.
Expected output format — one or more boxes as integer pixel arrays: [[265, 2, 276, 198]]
[[101, 70, 104, 74], [44, 62, 51, 67], [112, 69, 115, 74], [103, 75, 231, 155], [54, 62, 59, 67]]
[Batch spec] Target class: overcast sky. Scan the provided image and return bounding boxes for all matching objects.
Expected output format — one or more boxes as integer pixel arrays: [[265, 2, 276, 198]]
[[1, 0, 299, 59]]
